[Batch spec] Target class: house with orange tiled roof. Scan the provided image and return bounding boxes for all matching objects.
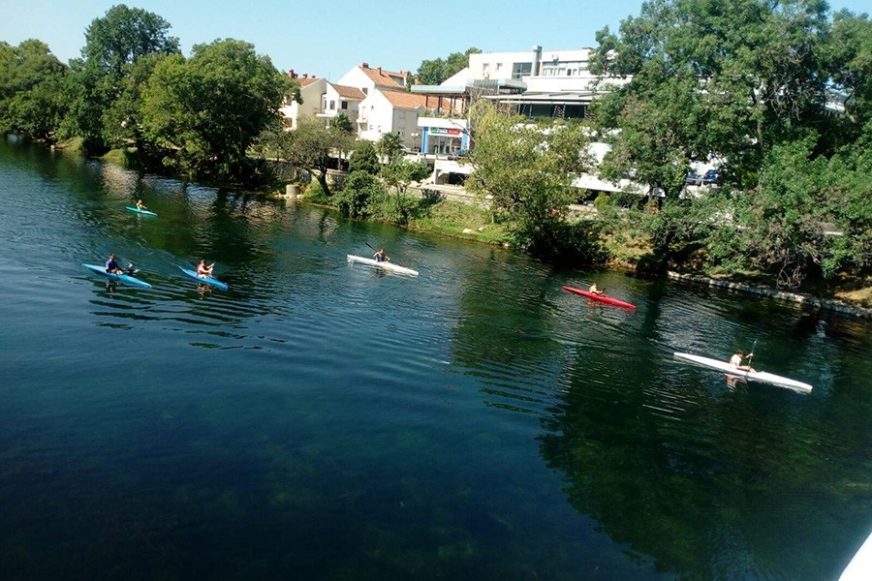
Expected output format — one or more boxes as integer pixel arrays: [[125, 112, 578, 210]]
[[336, 63, 410, 96], [280, 72, 327, 129], [357, 88, 438, 148], [280, 70, 368, 131], [319, 83, 366, 126]]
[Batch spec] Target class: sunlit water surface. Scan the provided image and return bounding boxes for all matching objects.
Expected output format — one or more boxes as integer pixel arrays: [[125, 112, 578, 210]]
[[1, 137, 870, 580]]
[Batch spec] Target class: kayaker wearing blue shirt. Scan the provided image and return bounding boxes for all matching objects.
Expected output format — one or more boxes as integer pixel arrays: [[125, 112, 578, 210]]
[[373, 248, 389, 263], [105, 254, 123, 274]]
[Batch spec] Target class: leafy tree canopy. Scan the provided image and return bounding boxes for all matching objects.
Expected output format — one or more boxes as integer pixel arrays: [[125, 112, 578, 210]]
[[467, 101, 594, 255], [349, 140, 381, 175], [141, 39, 292, 180], [82, 4, 180, 75], [0, 40, 68, 140], [261, 116, 354, 196], [415, 47, 481, 85], [375, 132, 403, 161], [591, 0, 837, 194]]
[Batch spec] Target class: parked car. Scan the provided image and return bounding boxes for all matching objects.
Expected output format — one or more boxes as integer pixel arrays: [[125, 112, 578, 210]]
[[685, 171, 702, 185], [702, 169, 721, 185]]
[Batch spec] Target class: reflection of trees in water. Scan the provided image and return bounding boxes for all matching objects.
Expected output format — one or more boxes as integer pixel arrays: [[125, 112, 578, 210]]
[[450, 251, 564, 411], [537, 311, 872, 579]]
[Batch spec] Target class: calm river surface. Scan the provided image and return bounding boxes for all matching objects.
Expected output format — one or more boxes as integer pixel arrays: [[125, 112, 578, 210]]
[[1, 137, 870, 580]]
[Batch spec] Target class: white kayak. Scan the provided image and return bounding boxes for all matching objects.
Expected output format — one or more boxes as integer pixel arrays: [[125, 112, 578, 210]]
[[347, 254, 419, 276], [674, 352, 813, 393]]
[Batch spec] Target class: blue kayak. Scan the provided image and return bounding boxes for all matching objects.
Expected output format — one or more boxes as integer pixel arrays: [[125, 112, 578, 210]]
[[126, 206, 157, 217], [179, 266, 229, 291], [82, 263, 152, 288]]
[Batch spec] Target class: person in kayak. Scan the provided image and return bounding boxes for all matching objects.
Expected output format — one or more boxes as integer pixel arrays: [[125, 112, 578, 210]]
[[105, 254, 123, 274], [373, 248, 390, 263], [135, 198, 147, 211], [589, 282, 604, 295], [729, 351, 756, 372], [196, 259, 214, 277]]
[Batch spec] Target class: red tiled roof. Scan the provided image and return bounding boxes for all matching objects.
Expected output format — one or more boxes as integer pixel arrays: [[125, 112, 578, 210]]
[[297, 77, 320, 87], [360, 64, 407, 88], [379, 89, 437, 110], [331, 83, 366, 100]]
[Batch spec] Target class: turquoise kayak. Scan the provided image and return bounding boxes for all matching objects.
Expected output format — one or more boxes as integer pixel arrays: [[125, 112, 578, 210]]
[[82, 263, 152, 288], [179, 266, 229, 290], [126, 206, 157, 217]]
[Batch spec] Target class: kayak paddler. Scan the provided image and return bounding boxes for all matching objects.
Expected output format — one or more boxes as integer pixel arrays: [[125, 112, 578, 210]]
[[105, 254, 123, 274], [373, 248, 390, 263], [729, 351, 756, 372], [196, 259, 214, 277], [589, 282, 604, 295], [135, 198, 147, 211]]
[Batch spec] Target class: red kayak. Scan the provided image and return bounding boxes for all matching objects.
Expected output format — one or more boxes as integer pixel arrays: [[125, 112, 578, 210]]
[[562, 285, 636, 310]]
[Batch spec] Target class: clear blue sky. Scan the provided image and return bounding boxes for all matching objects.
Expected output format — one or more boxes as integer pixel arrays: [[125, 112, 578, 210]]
[[1, 0, 868, 79]]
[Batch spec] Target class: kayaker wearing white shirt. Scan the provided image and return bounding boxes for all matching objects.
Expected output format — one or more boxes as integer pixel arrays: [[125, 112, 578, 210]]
[[729, 351, 755, 372], [589, 282, 604, 295]]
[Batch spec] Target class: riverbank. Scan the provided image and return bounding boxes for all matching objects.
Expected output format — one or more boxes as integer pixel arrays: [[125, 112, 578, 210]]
[[294, 188, 872, 319]]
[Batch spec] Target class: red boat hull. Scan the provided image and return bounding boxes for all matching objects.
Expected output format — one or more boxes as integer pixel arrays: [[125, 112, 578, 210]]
[[562, 285, 636, 309]]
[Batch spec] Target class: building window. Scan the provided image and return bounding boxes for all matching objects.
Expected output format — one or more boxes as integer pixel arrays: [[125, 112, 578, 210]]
[[329, 100, 336, 110], [362, 88, 368, 95], [512, 62, 532, 79], [341, 101, 348, 110], [495, 63, 502, 72]]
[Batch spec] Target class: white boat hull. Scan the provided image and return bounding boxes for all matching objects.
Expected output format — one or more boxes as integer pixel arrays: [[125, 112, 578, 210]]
[[347, 255, 419, 276], [674, 352, 813, 393]]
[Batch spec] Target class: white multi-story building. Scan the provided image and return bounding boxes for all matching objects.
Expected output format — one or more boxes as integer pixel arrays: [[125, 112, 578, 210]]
[[357, 89, 435, 148], [336, 63, 410, 96], [280, 75, 325, 130], [280, 72, 366, 130]]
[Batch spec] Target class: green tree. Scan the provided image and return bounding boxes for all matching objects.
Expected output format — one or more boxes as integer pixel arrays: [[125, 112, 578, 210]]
[[330, 112, 354, 133], [591, 0, 832, 194], [825, 11, 872, 144], [64, 4, 180, 150], [415, 47, 480, 85], [102, 52, 167, 151], [82, 4, 179, 76], [376, 132, 403, 161], [467, 102, 596, 257], [140, 39, 291, 180], [349, 141, 381, 175], [0, 40, 68, 140], [380, 158, 430, 224], [262, 116, 353, 196], [337, 170, 385, 219]]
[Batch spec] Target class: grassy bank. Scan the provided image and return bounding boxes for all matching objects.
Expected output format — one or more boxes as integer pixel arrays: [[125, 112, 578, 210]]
[[301, 187, 512, 247]]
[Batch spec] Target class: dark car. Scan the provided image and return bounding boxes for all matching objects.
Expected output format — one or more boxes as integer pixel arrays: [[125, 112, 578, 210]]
[[685, 171, 702, 185], [702, 169, 721, 185]]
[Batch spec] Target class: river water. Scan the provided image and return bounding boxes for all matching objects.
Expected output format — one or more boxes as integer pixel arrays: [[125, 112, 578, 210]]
[[1, 136, 870, 580]]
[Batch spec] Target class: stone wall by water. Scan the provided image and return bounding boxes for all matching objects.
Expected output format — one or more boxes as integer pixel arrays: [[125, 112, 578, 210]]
[[667, 271, 872, 320]]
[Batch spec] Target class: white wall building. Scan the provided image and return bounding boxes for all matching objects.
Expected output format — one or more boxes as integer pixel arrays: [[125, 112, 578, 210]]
[[279, 76, 325, 130], [357, 89, 435, 148], [279, 74, 366, 131], [336, 63, 409, 96], [317, 83, 366, 125]]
